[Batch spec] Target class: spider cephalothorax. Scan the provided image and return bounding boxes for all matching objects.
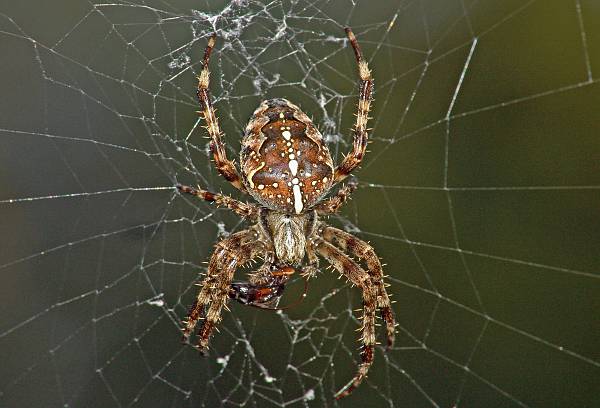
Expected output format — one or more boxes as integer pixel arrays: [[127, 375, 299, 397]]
[[177, 28, 395, 399]]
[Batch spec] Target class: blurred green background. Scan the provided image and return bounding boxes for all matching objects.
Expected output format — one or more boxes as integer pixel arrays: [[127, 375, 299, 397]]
[[0, 0, 599, 407]]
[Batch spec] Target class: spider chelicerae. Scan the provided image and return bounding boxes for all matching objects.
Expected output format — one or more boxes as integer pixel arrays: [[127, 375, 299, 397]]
[[177, 28, 395, 399]]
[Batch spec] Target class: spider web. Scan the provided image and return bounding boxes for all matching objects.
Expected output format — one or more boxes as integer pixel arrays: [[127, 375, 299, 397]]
[[0, 0, 599, 407]]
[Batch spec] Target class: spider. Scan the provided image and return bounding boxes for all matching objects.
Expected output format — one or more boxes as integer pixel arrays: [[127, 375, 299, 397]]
[[177, 28, 395, 399]]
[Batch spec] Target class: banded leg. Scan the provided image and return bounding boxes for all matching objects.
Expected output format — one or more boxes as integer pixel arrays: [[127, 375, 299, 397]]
[[197, 34, 246, 192], [322, 227, 395, 348], [315, 238, 378, 399], [314, 180, 358, 215], [334, 28, 373, 184], [176, 184, 258, 219], [183, 230, 262, 352], [300, 236, 321, 280]]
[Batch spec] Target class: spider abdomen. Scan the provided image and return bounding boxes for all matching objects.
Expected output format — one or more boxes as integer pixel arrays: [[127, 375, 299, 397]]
[[241, 98, 334, 214]]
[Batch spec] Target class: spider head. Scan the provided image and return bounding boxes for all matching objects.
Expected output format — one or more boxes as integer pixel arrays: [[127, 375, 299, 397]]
[[240, 98, 334, 214]]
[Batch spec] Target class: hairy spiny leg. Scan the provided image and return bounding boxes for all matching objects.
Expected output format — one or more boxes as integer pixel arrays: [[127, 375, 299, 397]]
[[334, 28, 373, 183], [183, 230, 261, 352], [196, 34, 246, 192], [315, 238, 378, 399], [322, 226, 395, 348]]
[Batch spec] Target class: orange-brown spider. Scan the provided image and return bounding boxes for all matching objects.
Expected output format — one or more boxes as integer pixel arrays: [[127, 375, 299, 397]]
[[177, 28, 395, 399]]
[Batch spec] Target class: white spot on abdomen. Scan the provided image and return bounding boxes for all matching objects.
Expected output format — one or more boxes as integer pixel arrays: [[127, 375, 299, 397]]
[[289, 159, 298, 176], [246, 161, 265, 188], [282, 130, 291, 140], [292, 185, 303, 214]]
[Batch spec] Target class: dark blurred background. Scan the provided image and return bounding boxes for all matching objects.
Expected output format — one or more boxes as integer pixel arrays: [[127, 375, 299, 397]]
[[0, 0, 599, 407]]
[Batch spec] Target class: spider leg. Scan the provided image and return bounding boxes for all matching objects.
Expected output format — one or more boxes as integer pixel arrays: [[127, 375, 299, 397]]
[[315, 238, 378, 399], [334, 28, 373, 184], [183, 229, 263, 352], [322, 227, 395, 349], [246, 250, 276, 285], [176, 184, 258, 219], [196, 34, 247, 193], [299, 237, 321, 280], [314, 179, 358, 215]]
